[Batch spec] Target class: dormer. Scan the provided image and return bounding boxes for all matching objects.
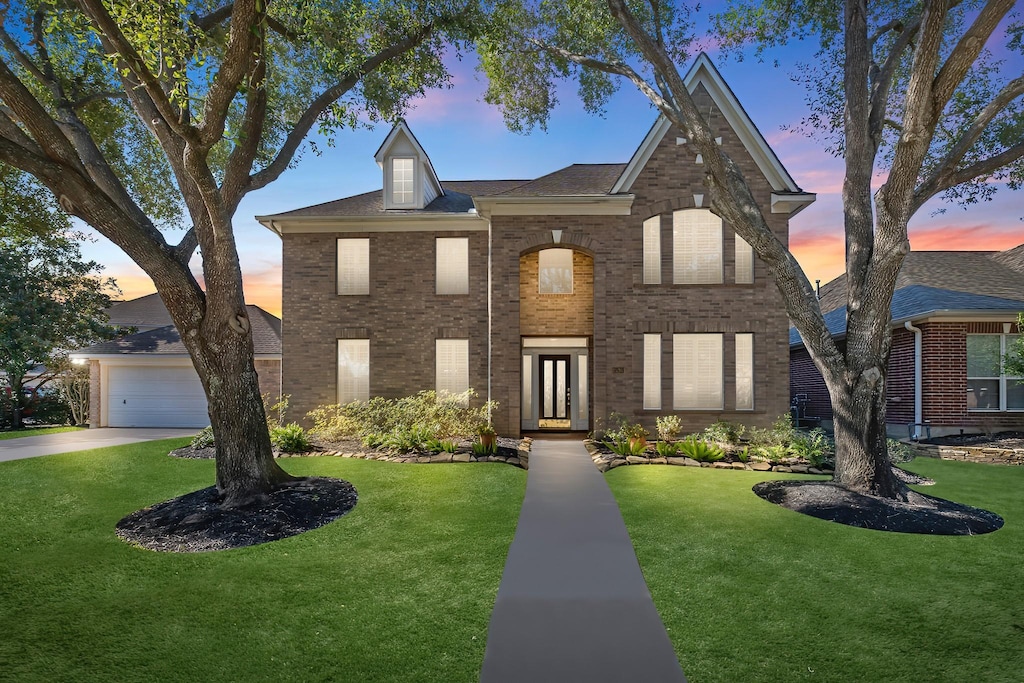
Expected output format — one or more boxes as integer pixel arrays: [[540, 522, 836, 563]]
[[374, 120, 443, 210]]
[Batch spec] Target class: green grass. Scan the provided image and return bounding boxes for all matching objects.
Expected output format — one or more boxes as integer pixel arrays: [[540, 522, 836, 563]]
[[0, 439, 526, 682], [608, 460, 1024, 683], [0, 425, 85, 440]]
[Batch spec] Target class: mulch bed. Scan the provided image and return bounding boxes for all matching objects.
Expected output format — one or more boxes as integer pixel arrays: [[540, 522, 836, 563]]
[[116, 477, 357, 552], [923, 431, 1024, 449], [753, 480, 1003, 535]]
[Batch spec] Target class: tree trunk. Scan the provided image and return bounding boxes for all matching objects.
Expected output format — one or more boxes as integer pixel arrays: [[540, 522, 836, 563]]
[[826, 359, 907, 499]]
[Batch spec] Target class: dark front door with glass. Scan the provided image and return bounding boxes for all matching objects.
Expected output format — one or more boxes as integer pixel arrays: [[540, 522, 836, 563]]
[[539, 355, 571, 429]]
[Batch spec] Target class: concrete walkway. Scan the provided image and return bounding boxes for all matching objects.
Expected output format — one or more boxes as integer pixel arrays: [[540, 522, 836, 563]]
[[0, 428, 198, 462], [480, 440, 686, 682]]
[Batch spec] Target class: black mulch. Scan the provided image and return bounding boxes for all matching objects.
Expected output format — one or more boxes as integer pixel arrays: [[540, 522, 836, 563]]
[[116, 477, 357, 553], [753, 480, 1003, 535], [923, 431, 1024, 448], [168, 445, 216, 459], [892, 466, 935, 486]]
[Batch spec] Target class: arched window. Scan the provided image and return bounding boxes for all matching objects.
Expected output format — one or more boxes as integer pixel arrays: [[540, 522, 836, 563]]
[[673, 209, 723, 284]]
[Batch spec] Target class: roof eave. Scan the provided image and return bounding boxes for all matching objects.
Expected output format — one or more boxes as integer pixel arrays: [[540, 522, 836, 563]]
[[473, 194, 635, 217]]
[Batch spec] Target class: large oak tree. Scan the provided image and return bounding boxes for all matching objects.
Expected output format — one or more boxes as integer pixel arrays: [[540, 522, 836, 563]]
[[0, 0, 476, 506], [479, 0, 1024, 501]]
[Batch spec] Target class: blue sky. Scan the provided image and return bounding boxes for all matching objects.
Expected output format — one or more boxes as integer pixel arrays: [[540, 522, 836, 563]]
[[78, 30, 1024, 316]]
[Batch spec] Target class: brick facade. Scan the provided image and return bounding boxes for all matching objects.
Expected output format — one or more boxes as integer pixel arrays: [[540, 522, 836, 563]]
[[790, 320, 1024, 436], [279, 85, 796, 436]]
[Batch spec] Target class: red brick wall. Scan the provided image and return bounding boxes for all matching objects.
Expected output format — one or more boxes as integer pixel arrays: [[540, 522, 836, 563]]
[[789, 346, 833, 420], [887, 327, 915, 424]]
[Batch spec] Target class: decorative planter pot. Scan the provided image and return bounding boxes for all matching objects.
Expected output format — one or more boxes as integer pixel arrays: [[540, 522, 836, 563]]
[[629, 436, 647, 450], [480, 433, 497, 450]]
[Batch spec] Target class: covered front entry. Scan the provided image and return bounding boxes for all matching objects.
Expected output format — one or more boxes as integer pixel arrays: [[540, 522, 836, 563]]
[[521, 338, 589, 431]]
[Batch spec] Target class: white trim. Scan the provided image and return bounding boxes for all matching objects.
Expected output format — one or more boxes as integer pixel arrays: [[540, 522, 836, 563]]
[[257, 214, 487, 235], [522, 337, 589, 348], [611, 53, 812, 207], [70, 354, 280, 362], [373, 120, 443, 199]]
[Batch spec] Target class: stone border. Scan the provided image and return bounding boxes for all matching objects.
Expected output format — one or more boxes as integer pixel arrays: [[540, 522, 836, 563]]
[[904, 440, 1024, 466], [583, 440, 833, 476]]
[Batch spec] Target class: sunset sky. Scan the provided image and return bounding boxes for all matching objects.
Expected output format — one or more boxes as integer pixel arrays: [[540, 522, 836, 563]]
[[77, 28, 1024, 318]]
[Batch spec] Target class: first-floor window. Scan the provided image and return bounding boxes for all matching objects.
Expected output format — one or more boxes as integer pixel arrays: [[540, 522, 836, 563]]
[[436, 339, 469, 400], [337, 339, 369, 404], [673, 333, 723, 409], [643, 334, 661, 409], [967, 334, 1024, 411], [735, 333, 754, 410]]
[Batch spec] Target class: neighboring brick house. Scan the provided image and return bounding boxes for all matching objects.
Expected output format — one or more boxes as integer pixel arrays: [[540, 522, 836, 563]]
[[70, 294, 282, 428], [790, 245, 1024, 438], [258, 54, 816, 436]]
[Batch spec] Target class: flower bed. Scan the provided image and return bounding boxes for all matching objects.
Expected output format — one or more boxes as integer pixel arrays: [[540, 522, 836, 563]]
[[583, 440, 833, 475]]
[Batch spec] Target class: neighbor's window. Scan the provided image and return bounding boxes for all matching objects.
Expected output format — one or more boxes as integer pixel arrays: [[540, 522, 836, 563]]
[[436, 339, 470, 400], [643, 216, 661, 284], [644, 333, 662, 410], [337, 238, 369, 295], [337, 339, 369, 404], [735, 234, 754, 284], [735, 333, 754, 410], [392, 157, 414, 205], [673, 333, 723, 410], [967, 334, 1024, 411], [436, 237, 469, 295], [538, 248, 573, 294], [673, 209, 723, 284]]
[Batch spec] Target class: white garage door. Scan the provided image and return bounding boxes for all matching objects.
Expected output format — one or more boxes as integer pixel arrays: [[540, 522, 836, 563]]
[[107, 365, 210, 428]]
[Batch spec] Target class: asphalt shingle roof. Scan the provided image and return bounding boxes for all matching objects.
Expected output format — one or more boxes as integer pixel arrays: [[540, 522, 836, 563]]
[[105, 293, 174, 328], [493, 163, 628, 197], [77, 304, 281, 355]]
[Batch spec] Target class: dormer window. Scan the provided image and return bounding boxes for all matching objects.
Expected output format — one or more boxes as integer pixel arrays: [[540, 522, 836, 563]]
[[392, 157, 415, 206]]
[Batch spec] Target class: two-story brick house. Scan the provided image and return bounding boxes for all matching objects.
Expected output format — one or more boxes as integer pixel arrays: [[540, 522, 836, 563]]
[[258, 54, 815, 437]]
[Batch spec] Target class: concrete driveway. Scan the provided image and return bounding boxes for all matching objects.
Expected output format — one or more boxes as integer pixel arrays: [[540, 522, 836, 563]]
[[0, 428, 198, 463]]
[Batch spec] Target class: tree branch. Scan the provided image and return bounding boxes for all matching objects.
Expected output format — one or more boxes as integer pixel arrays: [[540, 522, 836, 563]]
[[173, 226, 200, 266], [912, 140, 1024, 214], [248, 22, 437, 192], [71, 91, 128, 109], [869, 16, 920, 144]]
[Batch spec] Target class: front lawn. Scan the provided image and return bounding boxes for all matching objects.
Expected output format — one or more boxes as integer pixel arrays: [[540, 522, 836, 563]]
[[0, 425, 85, 440], [0, 439, 526, 682], [609, 459, 1024, 682]]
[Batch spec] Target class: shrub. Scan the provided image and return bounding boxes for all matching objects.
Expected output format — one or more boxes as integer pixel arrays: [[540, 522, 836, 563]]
[[702, 420, 746, 444], [604, 436, 647, 457], [600, 412, 649, 443], [753, 443, 789, 462], [191, 426, 215, 449], [472, 441, 496, 457], [736, 446, 750, 463], [25, 391, 71, 426], [747, 414, 796, 449], [677, 437, 724, 462], [655, 440, 681, 457], [655, 415, 683, 441], [263, 394, 290, 430], [270, 423, 311, 453], [888, 438, 915, 464], [790, 428, 835, 467]]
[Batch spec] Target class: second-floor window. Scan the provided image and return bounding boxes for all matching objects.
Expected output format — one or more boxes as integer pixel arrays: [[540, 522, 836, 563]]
[[735, 234, 754, 284], [673, 209, 723, 284], [392, 157, 414, 206], [538, 248, 573, 294], [436, 237, 469, 295], [337, 238, 369, 295], [643, 216, 661, 284]]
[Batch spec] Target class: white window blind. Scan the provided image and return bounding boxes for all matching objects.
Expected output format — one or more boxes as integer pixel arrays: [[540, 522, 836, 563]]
[[673, 209, 723, 284], [436, 237, 469, 294], [337, 339, 369, 404], [643, 216, 661, 284], [392, 157, 414, 205], [736, 333, 754, 410], [337, 238, 369, 295], [673, 333, 723, 409], [644, 334, 662, 410], [735, 234, 754, 284], [436, 339, 469, 398], [538, 248, 573, 294]]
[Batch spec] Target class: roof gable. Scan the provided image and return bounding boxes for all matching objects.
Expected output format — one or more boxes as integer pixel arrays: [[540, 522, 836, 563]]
[[373, 120, 442, 207], [611, 53, 808, 206]]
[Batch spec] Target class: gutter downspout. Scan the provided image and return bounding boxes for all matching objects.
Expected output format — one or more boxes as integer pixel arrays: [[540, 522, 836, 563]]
[[486, 216, 492, 423], [904, 320, 922, 439]]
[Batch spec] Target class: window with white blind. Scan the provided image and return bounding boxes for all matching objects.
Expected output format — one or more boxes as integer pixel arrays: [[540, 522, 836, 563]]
[[436, 339, 469, 399], [392, 157, 414, 205], [337, 238, 369, 295], [735, 333, 754, 410], [735, 234, 754, 284], [337, 339, 369, 404], [967, 334, 1024, 411], [643, 216, 661, 284], [673, 333, 723, 409], [538, 248, 573, 294], [673, 209, 723, 284], [436, 237, 469, 294], [644, 334, 662, 409]]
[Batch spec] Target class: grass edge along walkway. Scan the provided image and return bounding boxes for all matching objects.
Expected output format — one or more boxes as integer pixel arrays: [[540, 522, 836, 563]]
[[481, 439, 686, 682]]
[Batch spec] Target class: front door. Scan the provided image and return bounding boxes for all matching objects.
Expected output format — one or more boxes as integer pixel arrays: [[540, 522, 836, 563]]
[[539, 355, 571, 429]]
